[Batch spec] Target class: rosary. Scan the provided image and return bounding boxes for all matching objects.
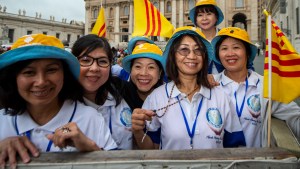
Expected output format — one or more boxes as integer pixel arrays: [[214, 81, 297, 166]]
[[141, 83, 199, 143]]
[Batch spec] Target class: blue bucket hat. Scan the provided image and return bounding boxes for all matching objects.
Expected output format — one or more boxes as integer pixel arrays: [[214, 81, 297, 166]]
[[189, 0, 224, 26], [0, 34, 80, 78], [211, 27, 257, 65], [127, 36, 154, 54], [163, 26, 214, 70], [122, 43, 164, 73]]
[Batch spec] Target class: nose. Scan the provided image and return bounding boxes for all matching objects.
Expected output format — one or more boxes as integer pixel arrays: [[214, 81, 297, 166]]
[[140, 67, 149, 75], [34, 72, 47, 87], [186, 49, 197, 59], [89, 60, 100, 71]]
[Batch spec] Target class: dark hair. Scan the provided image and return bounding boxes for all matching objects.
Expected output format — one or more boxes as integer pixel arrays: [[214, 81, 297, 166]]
[[129, 58, 165, 90], [72, 34, 122, 106], [0, 59, 83, 115], [194, 5, 218, 26], [166, 34, 211, 88], [214, 36, 252, 68]]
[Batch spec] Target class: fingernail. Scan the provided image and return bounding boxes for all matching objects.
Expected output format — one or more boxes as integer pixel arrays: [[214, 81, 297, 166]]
[[10, 163, 16, 169], [23, 157, 30, 163], [33, 151, 39, 157]]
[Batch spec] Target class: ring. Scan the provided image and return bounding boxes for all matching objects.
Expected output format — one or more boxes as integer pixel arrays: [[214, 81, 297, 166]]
[[61, 127, 71, 133]]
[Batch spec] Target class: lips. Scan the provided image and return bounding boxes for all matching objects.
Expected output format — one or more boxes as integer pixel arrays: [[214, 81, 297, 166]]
[[137, 79, 151, 85], [184, 62, 197, 68], [86, 76, 100, 82], [31, 89, 51, 97]]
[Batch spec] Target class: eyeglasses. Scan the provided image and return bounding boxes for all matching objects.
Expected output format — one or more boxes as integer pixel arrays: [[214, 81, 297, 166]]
[[77, 55, 110, 68], [176, 47, 204, 57]]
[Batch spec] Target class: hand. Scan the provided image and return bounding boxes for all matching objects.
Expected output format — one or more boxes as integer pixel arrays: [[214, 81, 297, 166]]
[[131, 108, 155, 132], [0, 136, 39, 168], [46, 122, 101, 152], [208, 74, 219, 87]]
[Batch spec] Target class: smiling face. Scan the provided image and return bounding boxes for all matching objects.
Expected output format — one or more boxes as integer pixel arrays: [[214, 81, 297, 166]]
[[130, 58, 161, 95], [78, 47, 110, 97], [218, 37, 248, 73], [196, 11, 218, 31], [16, 59, 64, 108], [175, 36, 204, 79]]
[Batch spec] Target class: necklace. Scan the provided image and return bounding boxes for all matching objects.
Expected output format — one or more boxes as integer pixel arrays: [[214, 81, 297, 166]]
[[153, 83, 199, 118], [141, 83, 199, 143]]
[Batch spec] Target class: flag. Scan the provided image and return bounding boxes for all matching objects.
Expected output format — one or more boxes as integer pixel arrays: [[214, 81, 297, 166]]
[[132, 0, 174, 38], [91, 6, 106, 37], [263, 11, 300, 104]]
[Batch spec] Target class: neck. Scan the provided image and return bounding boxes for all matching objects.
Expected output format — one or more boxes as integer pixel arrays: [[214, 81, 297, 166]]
[[27, 99, 62, 125], [137, 90, 152, 101], [225, 69, 248, 83], [177, 77, 200, 101], [201, 28, 216, 41], [84, 91, 107, 105]]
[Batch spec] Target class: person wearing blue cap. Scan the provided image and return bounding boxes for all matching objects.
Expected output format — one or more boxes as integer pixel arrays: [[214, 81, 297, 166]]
[[0, 34, 116, 167], [133, 27, 245, 150], [111, 36, 155, 81], [71, 34, 133, 150], [211, 27, 300, 147]]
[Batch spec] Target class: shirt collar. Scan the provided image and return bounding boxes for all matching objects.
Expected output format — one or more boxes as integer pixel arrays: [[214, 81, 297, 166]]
[[17, 100, 76, 134], [220, 70, 260, 87], [83, 92, 116, 110]]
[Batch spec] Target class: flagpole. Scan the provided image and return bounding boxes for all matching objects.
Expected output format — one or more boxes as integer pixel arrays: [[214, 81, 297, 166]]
[[265, 10, 273, 148]]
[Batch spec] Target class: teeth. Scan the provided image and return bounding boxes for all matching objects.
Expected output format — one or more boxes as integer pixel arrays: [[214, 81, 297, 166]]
[[87, 76, 99, 82], [185, 63, 196, 67], [227, 59, 236, 63], [139, 79, 150, 83]]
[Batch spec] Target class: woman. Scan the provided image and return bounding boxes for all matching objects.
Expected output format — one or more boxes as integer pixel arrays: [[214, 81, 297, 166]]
[[211, 27, 300, 147], [0, 34, 116, 167], [71, 34, 132, 150], [133, 26, 244, 150], [117, 43, 165, 149], [189, 0, 224, 74]]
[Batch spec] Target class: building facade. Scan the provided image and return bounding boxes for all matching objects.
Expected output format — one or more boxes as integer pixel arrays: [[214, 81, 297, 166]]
[[0, 8, 84, 46], [85, 0, 260, 47], [264, 0, 300, 53]]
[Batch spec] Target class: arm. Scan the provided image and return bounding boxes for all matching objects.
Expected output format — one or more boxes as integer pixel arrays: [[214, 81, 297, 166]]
[[47, 122, 102, 152], [132, 108, 159, 149]]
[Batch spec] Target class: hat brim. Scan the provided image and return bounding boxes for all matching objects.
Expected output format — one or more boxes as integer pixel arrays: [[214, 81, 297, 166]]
[[189, 5, 224, 26], [163, 30, 214, 71], [122, 53, 165, 73], [211, 36, 257, 65], [0, 46, 80, 78], [127, 37, 154, 54]]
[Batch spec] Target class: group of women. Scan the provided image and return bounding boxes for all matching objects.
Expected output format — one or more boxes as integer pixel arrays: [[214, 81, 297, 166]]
[[0, 0, 299, 167]]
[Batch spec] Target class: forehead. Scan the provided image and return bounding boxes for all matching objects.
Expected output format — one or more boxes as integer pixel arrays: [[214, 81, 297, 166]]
[[221, 37, 244, 45], [132, 58, 157, 65]]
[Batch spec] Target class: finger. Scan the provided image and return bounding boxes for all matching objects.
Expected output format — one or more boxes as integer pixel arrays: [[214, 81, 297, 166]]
[[7, 146, 17, 169], [0, 150, 7, 169], [13, 138, 31, 163], [22, 137, 39, 158]]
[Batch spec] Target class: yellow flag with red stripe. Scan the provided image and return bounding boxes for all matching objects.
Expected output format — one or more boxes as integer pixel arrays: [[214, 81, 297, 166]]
[[263, 14, 300, 103], [91, 6, 106, 37], [133, 0, 174, 38]]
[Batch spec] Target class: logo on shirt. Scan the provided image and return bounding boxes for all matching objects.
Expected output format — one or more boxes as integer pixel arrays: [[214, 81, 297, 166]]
[[206, 108, 223, 135], [120, 107, 132, 127], [247, 94, 261, 118]]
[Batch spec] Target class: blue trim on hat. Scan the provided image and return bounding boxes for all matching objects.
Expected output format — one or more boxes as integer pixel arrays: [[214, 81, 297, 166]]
[[189, 5, 224, 26], [163, 29, 214, 71], [0, 45, 80, 78], [122, 52, 165, 73], [127, 37, 155, 54], [211, 36, 257, 65]]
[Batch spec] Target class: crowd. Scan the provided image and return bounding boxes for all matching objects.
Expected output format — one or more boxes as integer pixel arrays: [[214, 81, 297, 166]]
[[0, 0, 299, 168]]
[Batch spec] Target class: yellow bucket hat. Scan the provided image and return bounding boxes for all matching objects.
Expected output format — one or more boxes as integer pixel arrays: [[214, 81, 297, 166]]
[[0, 34, 80, 78], [189, 0, 224, 26], [122, 43, 164, 73], [211, 27, 257, 65]]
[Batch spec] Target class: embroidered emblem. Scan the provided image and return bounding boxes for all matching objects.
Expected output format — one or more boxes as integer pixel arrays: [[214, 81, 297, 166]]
[[206, 108, 223, 135], [120, 107, 132, 127], [247, 94, 261, 118]]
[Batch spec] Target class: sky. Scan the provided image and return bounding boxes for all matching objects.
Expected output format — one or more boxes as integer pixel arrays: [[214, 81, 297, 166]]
[[0, 0, 85, 22]]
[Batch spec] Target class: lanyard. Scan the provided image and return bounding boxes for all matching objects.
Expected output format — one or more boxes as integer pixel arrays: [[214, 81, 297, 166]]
[[15, 101, 77, 152], [109, 107, 112, 134], [234, 78, 248, 117], [177, 96, 203, 149]]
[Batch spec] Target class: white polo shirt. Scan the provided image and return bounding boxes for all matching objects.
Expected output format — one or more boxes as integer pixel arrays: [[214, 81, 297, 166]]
[[214, 70, 262, 147], [84, 93, 133, 150], [0, 100, 117, 151], [143, 81, 242, 150]]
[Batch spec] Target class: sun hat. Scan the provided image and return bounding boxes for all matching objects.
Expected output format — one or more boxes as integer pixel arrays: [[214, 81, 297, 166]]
[[127, 36, 155, 54], [122, 43, 164, 73], [189, 0, 224, 26], [0, 34, 80, 78], [163, 26, 214, 69], [211, 27, 257, 65]]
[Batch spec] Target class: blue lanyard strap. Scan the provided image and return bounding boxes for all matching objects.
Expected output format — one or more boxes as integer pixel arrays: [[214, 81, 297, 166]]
[[177, 96, 203, 149], [15, 101, 77, 152], [234, 78, 248, 117], [109, 107, 112, 134]]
